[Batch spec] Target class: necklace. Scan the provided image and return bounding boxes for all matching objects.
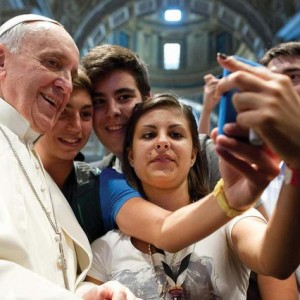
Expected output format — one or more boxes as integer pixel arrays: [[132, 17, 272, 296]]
[[0, 125, 70, 290], [148, 244, 169, 298], [148, 244, 184, 300]]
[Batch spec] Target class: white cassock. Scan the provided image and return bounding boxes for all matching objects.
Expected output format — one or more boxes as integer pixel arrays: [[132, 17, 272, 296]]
[[0, 98, 95, 299]]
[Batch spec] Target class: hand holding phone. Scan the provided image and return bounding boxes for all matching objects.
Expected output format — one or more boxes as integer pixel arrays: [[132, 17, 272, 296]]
[[217, 56, 263, 145]]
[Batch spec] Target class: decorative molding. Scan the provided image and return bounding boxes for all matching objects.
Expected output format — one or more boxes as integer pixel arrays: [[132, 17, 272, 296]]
[[81, 23, 106, 55], [108, 6, 130, 30], [190, 0, 214, 16], [134, 0, 157, 16], [162, 0, 185, 9]]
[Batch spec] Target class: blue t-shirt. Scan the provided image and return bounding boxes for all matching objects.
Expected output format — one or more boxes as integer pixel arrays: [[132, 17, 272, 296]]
[[100, 168, 141, 231]]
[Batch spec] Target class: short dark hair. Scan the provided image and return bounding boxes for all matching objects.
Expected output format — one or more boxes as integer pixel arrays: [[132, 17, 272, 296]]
[[81, 44, 151, 99], [260, 42, 300, 66], [72, 66, 92, 94], [122, 93, 210, 201]]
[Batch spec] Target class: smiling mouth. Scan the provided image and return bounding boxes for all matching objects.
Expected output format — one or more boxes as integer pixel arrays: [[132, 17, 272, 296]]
[[106, 125, 125, 132], [59, 137, 81, 144], [42, 93, 57, 108]]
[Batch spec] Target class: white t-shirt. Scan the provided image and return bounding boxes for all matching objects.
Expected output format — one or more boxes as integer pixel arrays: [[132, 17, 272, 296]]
[[89, 208, 265, 300]]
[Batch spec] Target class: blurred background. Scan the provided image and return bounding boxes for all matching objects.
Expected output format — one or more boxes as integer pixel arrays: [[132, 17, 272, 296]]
[[1, 0, 299, 161]]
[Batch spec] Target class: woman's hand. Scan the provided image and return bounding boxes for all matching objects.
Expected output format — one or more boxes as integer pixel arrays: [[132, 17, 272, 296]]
[[215, 54, 300, 169], [211, 127, 280, 210]]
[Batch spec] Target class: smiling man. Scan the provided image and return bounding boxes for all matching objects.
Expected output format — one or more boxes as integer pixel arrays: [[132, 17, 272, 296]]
[[81, 44, 151, 163], [0, 14, 139, 300]]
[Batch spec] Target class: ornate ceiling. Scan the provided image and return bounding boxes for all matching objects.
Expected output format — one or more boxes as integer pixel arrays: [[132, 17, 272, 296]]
[[1, 0, 299, 96], [1, 0, 298, 48], [0, 0, 299, 159], [0, 0, 300, 94]]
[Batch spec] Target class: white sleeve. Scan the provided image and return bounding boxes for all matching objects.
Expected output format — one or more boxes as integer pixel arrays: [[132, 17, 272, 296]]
[[87, 235, 113, 283], [226, 208, 267, 256], [0, 260, 82, 299]]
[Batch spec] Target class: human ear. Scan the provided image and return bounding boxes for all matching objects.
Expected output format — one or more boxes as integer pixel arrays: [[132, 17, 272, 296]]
[[0, 44, 7, 77], [0, 44, 6, 65], [191, 148, 197, 167], [127, 148, 134, 167]]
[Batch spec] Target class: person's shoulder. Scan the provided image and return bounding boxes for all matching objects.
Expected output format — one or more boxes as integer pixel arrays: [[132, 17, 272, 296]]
[[92, 229, 125, 247], [90, 153, 116, 170], [199, 133, 210, 142], [0, 123, 19, 144], [228, 208, 267, 229], [74, 160, 100, 174], [199, 133, 214, 149], [74, 161, 100, 186]]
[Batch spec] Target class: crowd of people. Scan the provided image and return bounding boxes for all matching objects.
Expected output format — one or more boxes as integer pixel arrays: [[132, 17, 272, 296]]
[[0, 13, 300, 300]]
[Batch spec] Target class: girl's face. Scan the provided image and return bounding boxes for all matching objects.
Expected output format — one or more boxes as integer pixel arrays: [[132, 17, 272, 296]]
[[38, 88, 93, 161], [128, 107, 196, 192]]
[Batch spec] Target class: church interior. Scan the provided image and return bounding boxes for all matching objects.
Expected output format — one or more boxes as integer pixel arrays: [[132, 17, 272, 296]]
[[1, 0, 299, 161]]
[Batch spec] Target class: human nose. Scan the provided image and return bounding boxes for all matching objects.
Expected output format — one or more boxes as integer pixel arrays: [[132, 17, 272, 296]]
[[54, 70, 73, 94], [107, 99, 121, 117], [67, 113, 81, 132], [154, 134, 170, 152]]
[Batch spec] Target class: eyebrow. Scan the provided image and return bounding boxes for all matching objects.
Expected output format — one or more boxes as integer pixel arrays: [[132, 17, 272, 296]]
[[92, 87, 136, 98], [41, 50, 70, 62], [114, 88, 136, 94], [276, 67, 300, 73], [40, 50, 78, 78], [141, 123, 185, 129]]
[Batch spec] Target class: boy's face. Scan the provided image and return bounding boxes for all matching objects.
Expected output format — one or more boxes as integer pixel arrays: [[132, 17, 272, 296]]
[[37, 88, 93, 161], [92, 70, 143, 158]]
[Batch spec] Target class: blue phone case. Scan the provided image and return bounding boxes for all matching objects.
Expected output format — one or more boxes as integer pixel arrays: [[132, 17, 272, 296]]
[[217, 56, 263, 144]]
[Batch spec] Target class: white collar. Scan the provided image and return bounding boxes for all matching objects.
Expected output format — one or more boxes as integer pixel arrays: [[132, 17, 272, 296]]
[[0, 98, 41, 144], [112, 156, 123, 173]]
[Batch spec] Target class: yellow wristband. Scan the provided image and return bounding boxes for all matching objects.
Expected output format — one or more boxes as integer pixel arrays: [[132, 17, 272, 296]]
[[213, 179, 245, 218]]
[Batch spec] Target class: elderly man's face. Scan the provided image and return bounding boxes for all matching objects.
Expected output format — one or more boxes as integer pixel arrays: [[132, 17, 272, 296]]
[[0, 22, 79, 133]]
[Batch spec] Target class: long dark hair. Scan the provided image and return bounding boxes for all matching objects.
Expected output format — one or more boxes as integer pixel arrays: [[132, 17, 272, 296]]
[[122, 93, 210, 201]]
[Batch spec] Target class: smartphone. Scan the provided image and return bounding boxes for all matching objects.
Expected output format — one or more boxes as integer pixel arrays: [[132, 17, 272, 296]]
[[217, 56, 263, 145]]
